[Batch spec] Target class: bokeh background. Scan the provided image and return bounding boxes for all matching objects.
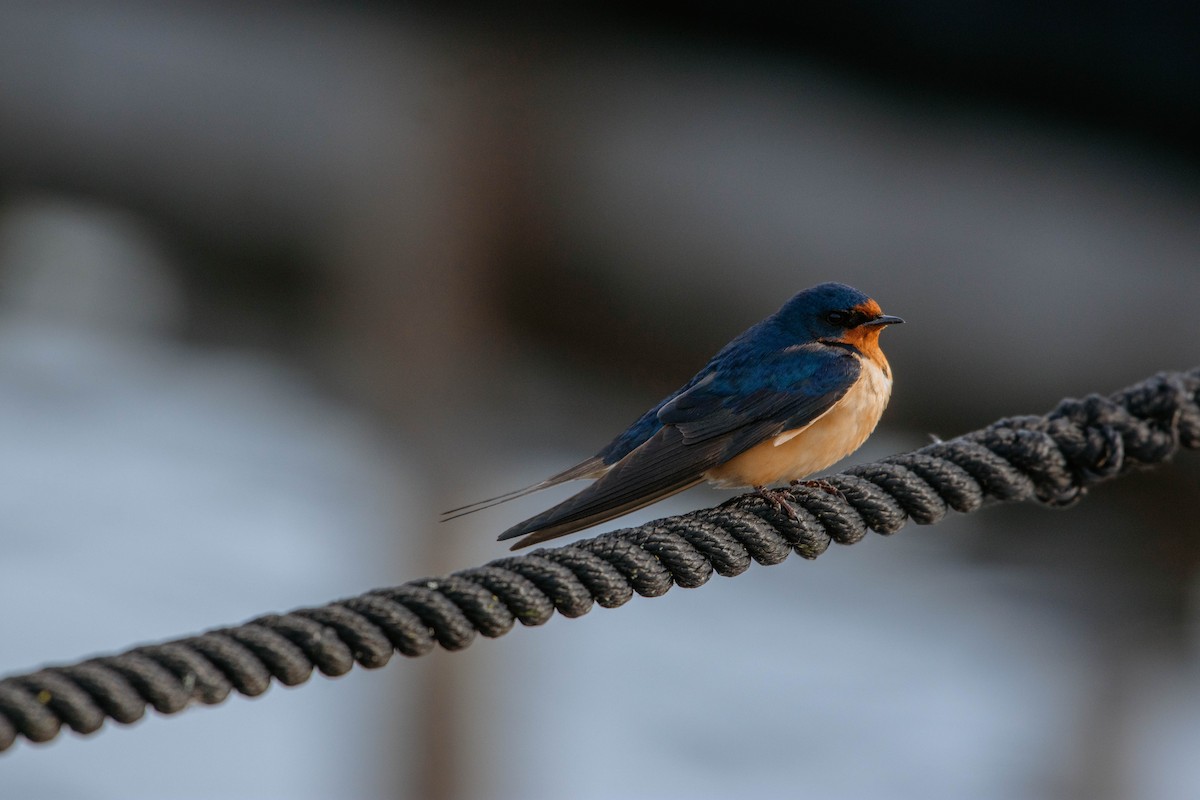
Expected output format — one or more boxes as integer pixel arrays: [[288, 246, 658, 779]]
[[1, 3, 1199, 798]]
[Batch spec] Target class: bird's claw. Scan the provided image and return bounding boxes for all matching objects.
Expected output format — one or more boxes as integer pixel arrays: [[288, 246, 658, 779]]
[[753, 486, 800, 521]]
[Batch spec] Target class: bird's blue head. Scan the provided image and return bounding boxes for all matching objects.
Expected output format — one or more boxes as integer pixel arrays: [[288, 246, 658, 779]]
[[773, 282, 903, 343]]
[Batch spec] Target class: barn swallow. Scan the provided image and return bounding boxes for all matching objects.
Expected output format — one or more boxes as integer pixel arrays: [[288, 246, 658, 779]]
[[444, 282, 902, 550]]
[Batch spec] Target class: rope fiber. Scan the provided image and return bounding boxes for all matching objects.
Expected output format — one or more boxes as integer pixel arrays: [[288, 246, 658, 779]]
[[2, 367, 1198, 752]]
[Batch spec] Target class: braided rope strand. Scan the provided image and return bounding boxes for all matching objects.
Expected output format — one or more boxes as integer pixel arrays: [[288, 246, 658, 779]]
[[1, 368, 1197, 752]]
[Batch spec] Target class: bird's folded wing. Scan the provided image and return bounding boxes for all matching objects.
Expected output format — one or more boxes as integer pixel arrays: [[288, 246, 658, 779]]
[[500, 346, 861, 548], [657, 344, 861, 444]]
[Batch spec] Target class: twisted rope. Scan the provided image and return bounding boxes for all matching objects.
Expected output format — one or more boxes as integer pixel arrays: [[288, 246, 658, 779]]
[[2, 368, 1198, 752]]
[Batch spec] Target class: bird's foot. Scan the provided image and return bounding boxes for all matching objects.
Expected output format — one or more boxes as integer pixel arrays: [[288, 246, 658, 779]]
[[753, 486, 799, 520], [790, 478, 847, 502]]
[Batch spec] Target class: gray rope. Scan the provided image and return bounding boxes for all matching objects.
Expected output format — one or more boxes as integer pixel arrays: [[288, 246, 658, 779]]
[[1, 367, 1197, 752]]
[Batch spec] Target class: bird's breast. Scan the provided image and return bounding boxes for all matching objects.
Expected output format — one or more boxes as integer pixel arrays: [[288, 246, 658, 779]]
[[704, 359, 893, 488]]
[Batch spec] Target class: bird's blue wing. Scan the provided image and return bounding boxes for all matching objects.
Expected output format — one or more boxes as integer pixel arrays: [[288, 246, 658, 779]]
[[499, 344, 861, 548], [596, 403, 671, 465], [657, 343, 861, 444]]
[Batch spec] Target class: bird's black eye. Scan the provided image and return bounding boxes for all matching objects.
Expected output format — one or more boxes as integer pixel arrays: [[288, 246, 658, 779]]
[[825, 310, 849, 326]]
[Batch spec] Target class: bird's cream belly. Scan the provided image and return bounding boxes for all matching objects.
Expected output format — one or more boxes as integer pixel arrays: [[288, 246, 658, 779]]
[[705, 361, 892, 488]]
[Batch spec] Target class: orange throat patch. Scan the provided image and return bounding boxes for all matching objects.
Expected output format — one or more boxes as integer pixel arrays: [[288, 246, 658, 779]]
[[838, 326, 889, 373]]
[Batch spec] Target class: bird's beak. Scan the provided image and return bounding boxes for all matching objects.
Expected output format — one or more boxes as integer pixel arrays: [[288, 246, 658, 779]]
[[863, 314, 904, 327]]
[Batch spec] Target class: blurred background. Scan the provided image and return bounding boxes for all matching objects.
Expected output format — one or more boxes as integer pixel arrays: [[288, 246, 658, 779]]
[[1, 2, 1198, 798]]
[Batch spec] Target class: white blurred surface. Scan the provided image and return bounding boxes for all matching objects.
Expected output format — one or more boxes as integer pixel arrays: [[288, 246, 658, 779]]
[[0, 203, 420, 798]]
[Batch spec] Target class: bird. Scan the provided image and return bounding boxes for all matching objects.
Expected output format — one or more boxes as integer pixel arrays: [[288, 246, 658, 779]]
[[444, 282, 903, 550]]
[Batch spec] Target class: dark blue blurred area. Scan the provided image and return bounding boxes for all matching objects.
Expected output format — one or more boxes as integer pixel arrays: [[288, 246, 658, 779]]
[[1, 3, 1198, 798]]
